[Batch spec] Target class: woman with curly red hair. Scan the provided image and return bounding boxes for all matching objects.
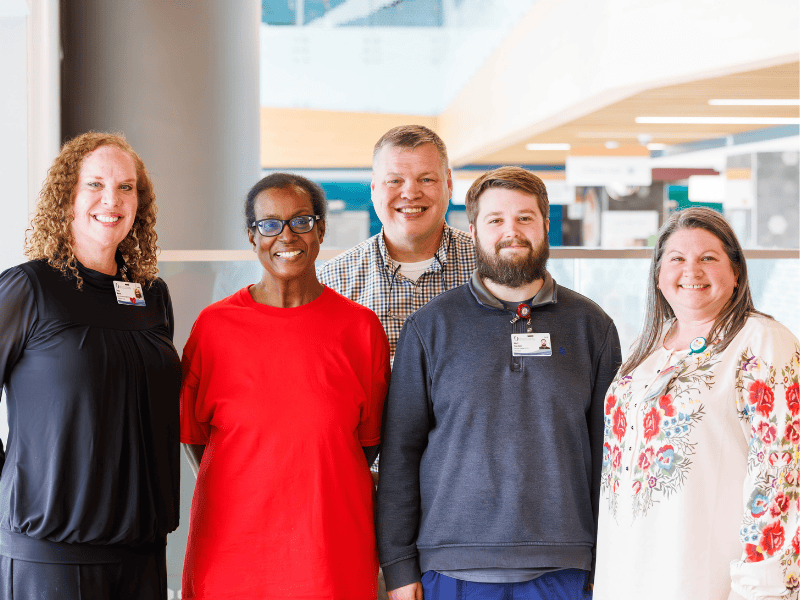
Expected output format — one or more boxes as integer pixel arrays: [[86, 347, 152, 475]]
[[0, 132, 181, 599], [594, 208, 800, 600]]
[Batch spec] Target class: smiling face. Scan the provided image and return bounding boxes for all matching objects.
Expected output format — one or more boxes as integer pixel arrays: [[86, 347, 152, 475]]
[[470, 187, 550, 288], [371, 143, 452, 259], [70, 145, 138, 259], [657, 227, 738, 323], [248, 186, 324, 285]]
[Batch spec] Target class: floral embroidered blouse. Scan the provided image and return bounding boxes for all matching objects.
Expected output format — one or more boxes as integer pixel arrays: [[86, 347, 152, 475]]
[[594, 315, 800, 600]]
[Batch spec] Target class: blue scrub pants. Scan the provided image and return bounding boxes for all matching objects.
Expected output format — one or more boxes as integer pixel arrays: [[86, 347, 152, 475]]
[[0, 548, 167, 600], [421, 569, 592, 600]]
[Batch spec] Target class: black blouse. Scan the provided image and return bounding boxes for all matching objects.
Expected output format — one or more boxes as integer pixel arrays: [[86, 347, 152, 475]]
[[0, 259, 181, 561]]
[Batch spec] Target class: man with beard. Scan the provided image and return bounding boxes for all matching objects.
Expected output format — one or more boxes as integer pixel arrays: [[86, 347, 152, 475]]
[[376, 167, 622, 600]]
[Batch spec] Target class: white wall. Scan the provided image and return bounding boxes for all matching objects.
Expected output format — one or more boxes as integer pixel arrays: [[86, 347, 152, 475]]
[[0, 0, 60, 275], [26, 0, 60, 213], [0, 10, 30, 274]]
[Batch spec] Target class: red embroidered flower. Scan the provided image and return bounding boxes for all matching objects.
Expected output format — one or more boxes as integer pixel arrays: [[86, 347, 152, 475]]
[[770, 493, 791, 518], [612, 407, 627, 440], [756, 421, 778, 445], [786, 470, 800, 486], [760, 522, 785, 556], [658, 394, 676, 417], [786, 420, 800, 445], [745, 543, 764, 563], [792, 528, 800, 555], [642, 407, 660, 442], [788, 383, 800, 416], [750, 380, 775, 416], [605, 395, 617, 416], [637, 451, 652, 470], [611, 445, 622, 470], [632, 480, 641, 494]]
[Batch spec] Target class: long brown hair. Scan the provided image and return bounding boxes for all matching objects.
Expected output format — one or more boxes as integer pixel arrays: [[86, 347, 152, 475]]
[[25, 132, 159, 288], [620, 207, 768, 377]]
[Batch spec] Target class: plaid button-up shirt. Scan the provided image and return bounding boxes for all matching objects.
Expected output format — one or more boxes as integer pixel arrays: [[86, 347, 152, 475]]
[[317, 224, 476, 362]]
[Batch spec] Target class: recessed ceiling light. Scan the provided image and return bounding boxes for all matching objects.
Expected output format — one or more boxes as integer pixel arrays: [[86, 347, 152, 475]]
[[647, 143, 667, 150], [577, 131, 728, 139], [525, 143, 571, 151], [708, 99, 800, 106], [604, 141, 620, 149], [636, 117, 800, 125]]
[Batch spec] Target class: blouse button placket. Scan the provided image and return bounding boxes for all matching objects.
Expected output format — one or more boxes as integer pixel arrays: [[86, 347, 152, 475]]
[[625, 352, 674, 474]]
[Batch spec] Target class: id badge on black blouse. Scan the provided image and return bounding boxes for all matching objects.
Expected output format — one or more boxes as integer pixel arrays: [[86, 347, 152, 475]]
[[113, 281, 146, 307]]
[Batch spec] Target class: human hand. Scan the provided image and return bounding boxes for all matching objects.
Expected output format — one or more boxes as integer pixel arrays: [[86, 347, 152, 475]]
[[388, 581, 423, 600]]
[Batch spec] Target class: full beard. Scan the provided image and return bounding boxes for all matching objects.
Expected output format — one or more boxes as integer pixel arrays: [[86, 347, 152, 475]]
[[476, 231, 550, 288]]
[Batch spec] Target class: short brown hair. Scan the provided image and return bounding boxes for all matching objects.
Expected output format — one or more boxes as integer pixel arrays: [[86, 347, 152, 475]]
[[373, 125, 449, 169], [465, 166, 549, 224], [25, 131, 159, 288]]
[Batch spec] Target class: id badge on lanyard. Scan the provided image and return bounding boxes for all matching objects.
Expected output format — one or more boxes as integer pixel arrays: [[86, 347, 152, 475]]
[[642, 336, 709, 403], [509, 303, 552, 357]]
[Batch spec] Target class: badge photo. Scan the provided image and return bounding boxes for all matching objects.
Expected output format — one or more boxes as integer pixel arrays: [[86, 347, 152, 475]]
[[511, 333, 552, 357]]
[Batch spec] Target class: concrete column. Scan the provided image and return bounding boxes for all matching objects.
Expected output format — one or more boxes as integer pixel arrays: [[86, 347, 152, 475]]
[[61, 0, 261, 251]]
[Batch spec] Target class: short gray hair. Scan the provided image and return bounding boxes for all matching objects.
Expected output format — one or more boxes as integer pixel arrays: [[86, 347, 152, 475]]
[[373, 125, 448, 169]]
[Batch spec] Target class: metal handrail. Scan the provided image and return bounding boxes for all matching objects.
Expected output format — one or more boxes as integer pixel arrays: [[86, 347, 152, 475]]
[[157, 247, 800, 262]]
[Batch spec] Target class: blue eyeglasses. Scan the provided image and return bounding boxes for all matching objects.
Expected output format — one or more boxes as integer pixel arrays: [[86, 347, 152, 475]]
[[250, 215, 321, 237]]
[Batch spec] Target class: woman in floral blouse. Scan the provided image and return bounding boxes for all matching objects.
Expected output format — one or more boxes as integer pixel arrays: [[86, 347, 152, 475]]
[[594, 208, 800, 600]]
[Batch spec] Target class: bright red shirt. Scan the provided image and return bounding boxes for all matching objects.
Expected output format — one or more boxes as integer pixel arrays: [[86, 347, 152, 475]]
[[180, 286, 390, 600]]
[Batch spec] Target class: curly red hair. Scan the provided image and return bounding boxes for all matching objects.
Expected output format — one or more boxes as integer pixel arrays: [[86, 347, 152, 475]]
[[25, 132, 159, 287]]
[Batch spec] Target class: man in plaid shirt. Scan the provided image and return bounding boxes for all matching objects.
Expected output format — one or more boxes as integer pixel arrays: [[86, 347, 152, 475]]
[[318, 125, 475, 600], [317, 125, 476, 362]]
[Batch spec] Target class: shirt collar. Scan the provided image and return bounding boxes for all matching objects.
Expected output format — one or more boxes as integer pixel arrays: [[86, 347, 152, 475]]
[[376, 223, 452, 273], [468, 270, 557, 310]]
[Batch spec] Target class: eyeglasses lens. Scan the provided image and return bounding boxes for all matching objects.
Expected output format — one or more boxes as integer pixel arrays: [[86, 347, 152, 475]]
[[289, 217, 314, 233], [257, 216, 314, 237]]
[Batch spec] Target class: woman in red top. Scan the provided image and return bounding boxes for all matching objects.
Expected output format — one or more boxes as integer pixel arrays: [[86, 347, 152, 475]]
[[180, 174, 391, 600]]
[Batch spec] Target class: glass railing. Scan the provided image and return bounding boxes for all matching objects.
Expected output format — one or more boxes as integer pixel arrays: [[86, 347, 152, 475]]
[[543, 250, 799, 353], [155, 249, 799, 357]]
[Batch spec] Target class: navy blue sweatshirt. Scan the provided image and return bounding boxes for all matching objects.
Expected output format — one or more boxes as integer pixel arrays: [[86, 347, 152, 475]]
[[376, 272, 621, 590]]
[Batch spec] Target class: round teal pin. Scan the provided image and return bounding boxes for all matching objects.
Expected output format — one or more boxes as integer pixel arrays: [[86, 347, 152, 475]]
[[688, 337, 707, 355]]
